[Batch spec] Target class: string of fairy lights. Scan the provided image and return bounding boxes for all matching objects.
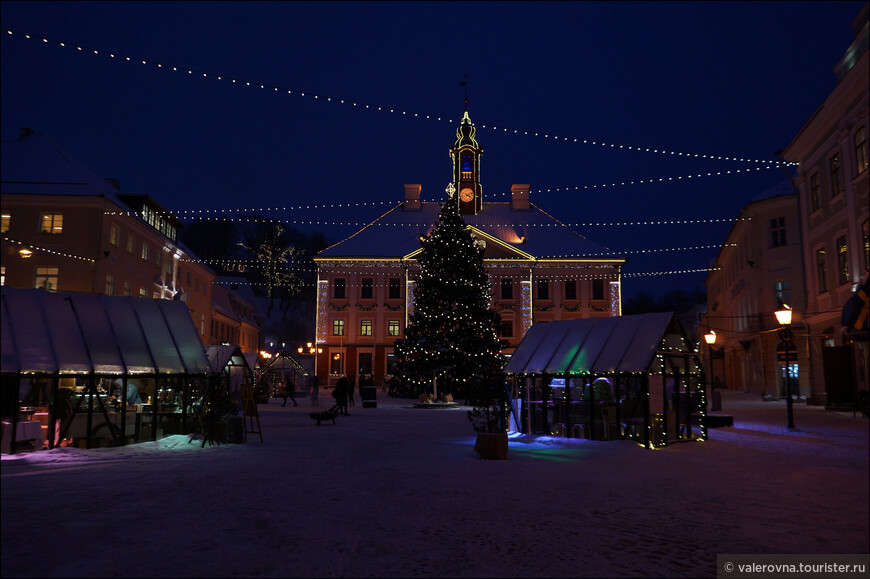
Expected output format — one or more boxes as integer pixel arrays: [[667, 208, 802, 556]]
[[5, 28, 797, 169], [2, 29, 767, 283]]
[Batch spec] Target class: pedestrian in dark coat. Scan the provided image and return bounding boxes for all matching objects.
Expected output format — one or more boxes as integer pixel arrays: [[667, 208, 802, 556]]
[[282, 377, 298, 407], [332, 377, 349, 415], [347, 378, 355, 406]]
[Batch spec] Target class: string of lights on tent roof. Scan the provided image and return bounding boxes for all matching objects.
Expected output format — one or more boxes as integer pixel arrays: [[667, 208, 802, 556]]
[[5, 28, 797, 169]]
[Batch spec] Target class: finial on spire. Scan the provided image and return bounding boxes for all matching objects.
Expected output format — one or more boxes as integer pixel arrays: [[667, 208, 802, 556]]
[[460, 74, 468, 111]]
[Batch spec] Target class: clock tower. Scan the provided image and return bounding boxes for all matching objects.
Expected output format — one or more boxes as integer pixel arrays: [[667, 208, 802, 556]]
[[449, 108, 483, 214]]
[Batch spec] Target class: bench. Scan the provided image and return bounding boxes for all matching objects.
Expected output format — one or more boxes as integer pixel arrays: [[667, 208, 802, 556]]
[[308, 406, 340, 426]]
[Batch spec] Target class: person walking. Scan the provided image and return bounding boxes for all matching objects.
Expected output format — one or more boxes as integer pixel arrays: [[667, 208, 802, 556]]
[[347, 377, 355, 407], [281, 378, 298, 407], [309, 375, 319, 406], [332, 377, 349, 415]]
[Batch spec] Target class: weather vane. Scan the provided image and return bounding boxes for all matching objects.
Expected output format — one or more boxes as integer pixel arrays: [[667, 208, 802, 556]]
[[460, 74, 468, 108]]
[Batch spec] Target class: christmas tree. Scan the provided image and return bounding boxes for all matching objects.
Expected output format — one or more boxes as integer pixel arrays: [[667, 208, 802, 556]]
[[393, 196, 506, 422]]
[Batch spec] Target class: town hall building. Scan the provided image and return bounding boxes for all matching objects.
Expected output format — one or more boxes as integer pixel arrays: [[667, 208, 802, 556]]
[[313, 109, 626, 387]]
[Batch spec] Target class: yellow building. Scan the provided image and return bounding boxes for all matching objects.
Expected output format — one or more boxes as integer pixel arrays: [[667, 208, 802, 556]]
[[313, 110, 625, 388]]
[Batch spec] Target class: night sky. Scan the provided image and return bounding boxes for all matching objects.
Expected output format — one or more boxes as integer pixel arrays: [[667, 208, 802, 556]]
[[1, 1, 864, 299]]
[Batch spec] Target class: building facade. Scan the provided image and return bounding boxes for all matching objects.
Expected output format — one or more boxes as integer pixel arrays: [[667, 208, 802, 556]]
[[1, 130, 259, 352], [703, 183, 808, 398], [782, 3, 869, 405], [313, 111, 625, 388]]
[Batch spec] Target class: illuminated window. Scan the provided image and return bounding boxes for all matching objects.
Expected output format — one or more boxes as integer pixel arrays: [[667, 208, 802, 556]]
[[361, 278, 373, 299], [141, 242, 150, 261], [564, 280, 577, 300], [501, 279, 513, 300], [388, 320, 400, 336], [460, 152, 473, 180], [40, 213, 63, 234], [1, 265, 5, 286], [332, 319, 345, 336], [330, 352, 344, 374], [139, 287, 147, 297], [105, 273, 115, 296], [837, 236, 849, 285], [360, 319, 372, 336], [152, 291, 160, 299], [122, 280, 130, 296], [126, 234, 135, 253], [830, 153, 843, 197], [109, 223, 120, 246], [388, 278, 401, 299], [592, 279, 605, 300], [536, 279, 549, 300], [334, 278, 346, 299], [35, 266, 59, 292], [856, 127, 868, 175], [770, 217, 786, 248], [1, 213, 10, 233], [809, 173, 820, 212], [155, 251, 162, 266], [816, 248, 827, 293]]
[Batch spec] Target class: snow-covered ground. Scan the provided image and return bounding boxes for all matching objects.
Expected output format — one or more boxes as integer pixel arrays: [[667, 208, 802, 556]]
[[2, 389, 868, 578]]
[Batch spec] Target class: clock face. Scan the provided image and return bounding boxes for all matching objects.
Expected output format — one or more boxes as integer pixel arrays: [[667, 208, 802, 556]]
[[460, 188, 474, 202]]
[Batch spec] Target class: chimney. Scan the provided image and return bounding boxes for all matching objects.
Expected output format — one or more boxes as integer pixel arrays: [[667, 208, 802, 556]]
[[511, 184, 530, 211], [19, 128, 34, 140], [404, 184, 422, 211]]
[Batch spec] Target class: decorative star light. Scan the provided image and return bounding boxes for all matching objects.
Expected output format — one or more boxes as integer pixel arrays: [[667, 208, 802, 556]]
[[446, 183, 456, 198]]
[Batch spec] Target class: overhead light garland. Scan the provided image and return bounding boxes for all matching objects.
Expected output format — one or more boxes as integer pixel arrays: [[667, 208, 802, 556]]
[[6, 28, 797, 168], [2, 236, 95, 263]]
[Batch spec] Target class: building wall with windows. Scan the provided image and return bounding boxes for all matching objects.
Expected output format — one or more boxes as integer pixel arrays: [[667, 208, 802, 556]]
[[782, 2, 869, 404], [703, 185, 807, 398], [0, 130, 241, 348]]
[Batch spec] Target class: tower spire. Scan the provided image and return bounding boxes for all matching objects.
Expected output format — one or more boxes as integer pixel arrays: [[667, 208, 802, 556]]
[[461, 74, 468, 112]]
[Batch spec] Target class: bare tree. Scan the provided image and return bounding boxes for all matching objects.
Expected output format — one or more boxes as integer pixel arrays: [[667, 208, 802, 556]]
[[238, 223, 302, 315]]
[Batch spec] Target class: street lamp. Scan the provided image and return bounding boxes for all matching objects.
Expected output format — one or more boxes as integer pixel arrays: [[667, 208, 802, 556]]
[[704, 329, 720, 411], [775, 304, 795, 429]]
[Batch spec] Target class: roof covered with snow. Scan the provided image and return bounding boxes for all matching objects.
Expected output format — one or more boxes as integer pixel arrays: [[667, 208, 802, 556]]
[[316, 201, 621, 261], [1, 287, 212, 375], [504, 312, 678, 374]]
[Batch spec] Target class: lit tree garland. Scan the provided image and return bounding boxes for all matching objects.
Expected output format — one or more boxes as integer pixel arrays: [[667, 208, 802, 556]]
[[392, 198, 506, 410]]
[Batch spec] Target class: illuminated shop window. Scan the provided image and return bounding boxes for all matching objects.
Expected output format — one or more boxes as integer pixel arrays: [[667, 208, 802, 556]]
[[1, 213, 10, 233]]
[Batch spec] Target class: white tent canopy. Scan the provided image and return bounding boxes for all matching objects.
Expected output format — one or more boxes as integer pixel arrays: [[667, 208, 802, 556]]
[[1, 287, 212, 375], [503, 312, 679, 375]]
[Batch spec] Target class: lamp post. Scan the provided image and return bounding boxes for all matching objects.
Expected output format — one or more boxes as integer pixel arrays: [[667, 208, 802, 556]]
[[704, 329, 720, 411], [775, 304, 795, 429]]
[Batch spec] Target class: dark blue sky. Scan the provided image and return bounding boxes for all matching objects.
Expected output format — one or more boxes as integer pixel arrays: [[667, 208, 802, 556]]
[[2, 1, 864, 299]]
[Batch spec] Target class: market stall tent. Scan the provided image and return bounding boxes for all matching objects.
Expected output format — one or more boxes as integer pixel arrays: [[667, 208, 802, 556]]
[[1, 287, 213, 453], [503, 312, 707, 448]]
